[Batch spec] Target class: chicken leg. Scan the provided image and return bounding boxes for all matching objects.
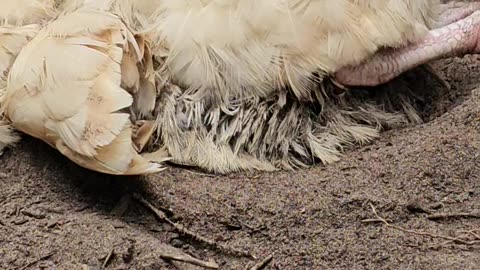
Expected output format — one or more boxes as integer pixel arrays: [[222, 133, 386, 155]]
[[435, 2, 480, 27], [334, 9, 480, 87]]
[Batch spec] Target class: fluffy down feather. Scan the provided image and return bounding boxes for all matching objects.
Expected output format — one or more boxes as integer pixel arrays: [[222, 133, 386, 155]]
[[2, 9, 166, 175], [148, 0, 440, 103], [59, 0, 162, 30], [139, 0, 447, 173], [0, 0, 55, 25]]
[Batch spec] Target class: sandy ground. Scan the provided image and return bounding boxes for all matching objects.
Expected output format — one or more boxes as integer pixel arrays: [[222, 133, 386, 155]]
[[1, 56, 479, 269]]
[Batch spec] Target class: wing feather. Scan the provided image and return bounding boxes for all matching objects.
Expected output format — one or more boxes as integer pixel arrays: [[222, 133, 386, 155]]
[[2, 9, 163, 175]]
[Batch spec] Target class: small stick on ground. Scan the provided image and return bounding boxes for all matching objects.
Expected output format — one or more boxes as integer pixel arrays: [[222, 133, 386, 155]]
[[20, 251, 55, 270], [21, 209, 46, 220], [133, 193, 255, 259], [102, 247, 114, 269], [466, 230, 480, 240], [427, 212, 480, 220], [364, 203, 480, 246], [361, 218, 392, 224], [247, 253, 274, 270], [160, 253, 219, 269]]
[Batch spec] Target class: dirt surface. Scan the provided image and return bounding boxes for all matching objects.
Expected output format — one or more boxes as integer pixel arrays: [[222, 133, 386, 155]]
[[1, 60, 480, 269]]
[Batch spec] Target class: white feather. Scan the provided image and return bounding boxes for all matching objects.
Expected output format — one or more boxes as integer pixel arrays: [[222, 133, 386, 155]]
[[2, 8, 164, 175]]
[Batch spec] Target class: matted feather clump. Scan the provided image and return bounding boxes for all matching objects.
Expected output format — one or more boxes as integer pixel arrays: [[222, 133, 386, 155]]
[[0, 0, 451, 175], [141, 65, 448, 173]]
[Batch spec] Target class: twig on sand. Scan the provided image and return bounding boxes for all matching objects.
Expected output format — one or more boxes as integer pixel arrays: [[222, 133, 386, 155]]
[[133, 193, 255, 259], [160, 253, 219, 269], [427, 212, 480, 220], [102, 247, 114, 269], [363, 203, 480, 246], [247, 253, 274, 270], [20, 251, 56, 270], [361, 218, 392, 224]]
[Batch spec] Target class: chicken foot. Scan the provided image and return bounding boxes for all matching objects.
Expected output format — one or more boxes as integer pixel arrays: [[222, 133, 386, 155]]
[[334, 10, 480, 87]]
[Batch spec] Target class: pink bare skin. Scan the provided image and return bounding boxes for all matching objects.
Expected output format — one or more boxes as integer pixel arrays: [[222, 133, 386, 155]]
[[435, 2, 480, 27], [334, 3, 480, 87]]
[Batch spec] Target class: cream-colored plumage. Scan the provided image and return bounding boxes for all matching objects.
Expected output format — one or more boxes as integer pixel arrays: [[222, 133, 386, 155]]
[[2, 9, 166, 175], [143, 0, 444, 173], [149, 1, 439, 102], [0, 0, 478, 175], [0, 26, 40, 151], [0, 0, 56, 153], [0, 0, 55, 25], [59, 0, 162, 117], [59, 0, 161, 29]]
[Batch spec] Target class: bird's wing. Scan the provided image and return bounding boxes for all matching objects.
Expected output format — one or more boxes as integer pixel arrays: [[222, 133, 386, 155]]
[[0, 25, 40, 151], [0, 25, 39, 93], [0, 0, 55, 150], [3, 9, 164, 175], [60, 0, 159, 118]]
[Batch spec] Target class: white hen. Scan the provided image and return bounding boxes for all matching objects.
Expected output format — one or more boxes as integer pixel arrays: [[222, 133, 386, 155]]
[[2, 0, 480, 175]]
